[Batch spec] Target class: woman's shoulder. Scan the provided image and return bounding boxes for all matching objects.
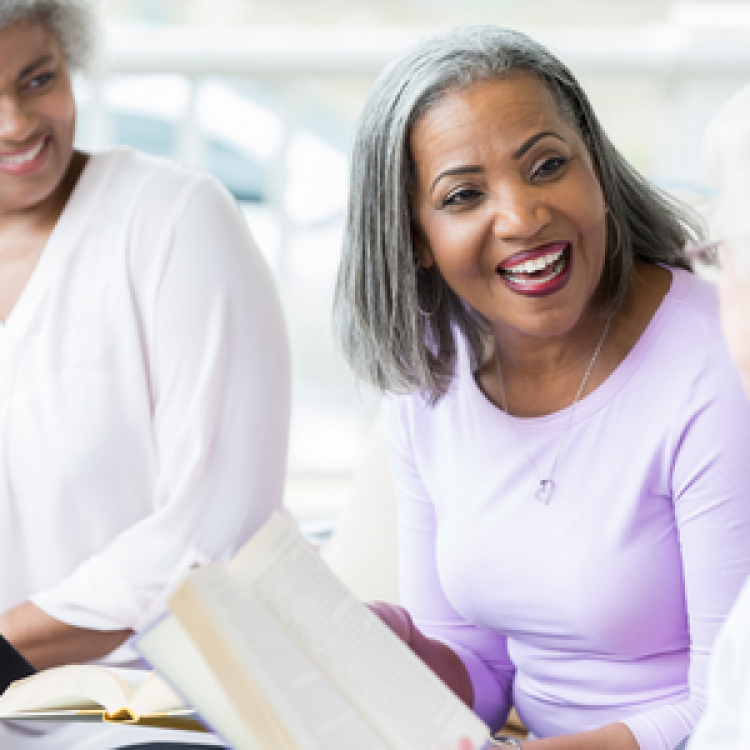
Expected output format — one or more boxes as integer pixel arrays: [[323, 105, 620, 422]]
[[652, 267, 745, 402], [88, 147, 227, 205], [663, 267, 721, 335], [78, 148, 266, 290], [631, 266, 725, 378], [385, 332, 479, 426], [82, 148, 244, 251]]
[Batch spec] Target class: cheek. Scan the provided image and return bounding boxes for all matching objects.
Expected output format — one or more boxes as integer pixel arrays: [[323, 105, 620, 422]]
[[580, 216, 608, 290], [569, 177, 607, 259], [49, 83, 77, 139], [421, 214, 488, 275], [59, 99, 76, 138]]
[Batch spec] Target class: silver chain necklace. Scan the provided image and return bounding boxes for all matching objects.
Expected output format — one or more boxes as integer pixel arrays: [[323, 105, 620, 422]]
[[496, 314, 612, 505]]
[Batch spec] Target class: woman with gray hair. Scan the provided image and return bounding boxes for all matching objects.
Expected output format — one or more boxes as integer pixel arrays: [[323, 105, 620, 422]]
[[334, 26, 750, 750], [0, 0, 290, 734]]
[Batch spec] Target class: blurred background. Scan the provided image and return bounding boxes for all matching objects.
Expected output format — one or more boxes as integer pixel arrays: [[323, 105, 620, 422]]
[[81, 0, 750, 529]]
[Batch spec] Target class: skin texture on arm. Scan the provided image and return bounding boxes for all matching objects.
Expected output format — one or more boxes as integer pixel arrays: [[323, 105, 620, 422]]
[[0, 601, 131, 670]]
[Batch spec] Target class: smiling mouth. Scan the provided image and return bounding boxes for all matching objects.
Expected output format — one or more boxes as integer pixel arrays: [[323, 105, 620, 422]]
[[496, 243, 572, 296], [0, 137, 48, 167]]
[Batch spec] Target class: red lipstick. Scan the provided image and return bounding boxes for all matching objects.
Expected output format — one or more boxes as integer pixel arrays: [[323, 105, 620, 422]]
[[496, 242, 572, 298]]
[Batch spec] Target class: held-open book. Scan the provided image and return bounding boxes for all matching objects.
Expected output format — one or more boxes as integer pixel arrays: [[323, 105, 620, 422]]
[[136, 511, 493, 750]]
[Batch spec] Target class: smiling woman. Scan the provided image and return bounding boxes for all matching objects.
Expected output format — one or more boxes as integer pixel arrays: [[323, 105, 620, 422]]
[[333, 25, 750, 750], [0, 3, 290, 746], [0, 18, 83, 323], [410, 75, 608, 351]]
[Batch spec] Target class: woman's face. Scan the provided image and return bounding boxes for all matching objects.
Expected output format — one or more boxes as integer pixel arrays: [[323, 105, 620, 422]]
[[410, 74, 607, 343], [0, 21, 77, 217]]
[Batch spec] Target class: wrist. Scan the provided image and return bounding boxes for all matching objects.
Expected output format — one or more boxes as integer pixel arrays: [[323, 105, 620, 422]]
[[489, 736, 524, 748]]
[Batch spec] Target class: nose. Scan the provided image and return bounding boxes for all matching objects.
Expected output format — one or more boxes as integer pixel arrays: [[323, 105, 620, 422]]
[[0, 94, 35, 143], [490, 185, 552, 241]]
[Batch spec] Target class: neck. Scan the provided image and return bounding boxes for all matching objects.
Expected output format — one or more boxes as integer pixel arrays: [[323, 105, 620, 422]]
[[0, 151, 88, 267], [477, 261, 672, 418], [0, 150, 87, 249], [492, 304, 610, 389], [476, 294, 614, 419]]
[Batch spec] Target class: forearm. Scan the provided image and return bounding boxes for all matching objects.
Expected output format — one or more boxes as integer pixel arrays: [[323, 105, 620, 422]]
[[520, 723, 639, 750], [0, 601, 132, 670]]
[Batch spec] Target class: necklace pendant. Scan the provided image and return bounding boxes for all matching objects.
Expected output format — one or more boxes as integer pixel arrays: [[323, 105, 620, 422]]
[[536, 479, 554, 505]]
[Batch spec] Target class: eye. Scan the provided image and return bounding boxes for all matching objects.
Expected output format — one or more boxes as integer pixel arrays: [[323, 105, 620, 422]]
[[531, 156, 567, 181], [442, 187, 483, 208], [27, 72, 55, 91]]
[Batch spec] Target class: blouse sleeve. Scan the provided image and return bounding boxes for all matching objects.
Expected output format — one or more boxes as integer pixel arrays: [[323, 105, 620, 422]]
[[31, 176, 291, 633], [385, 396, 515, 732], [621, 345, 750, 750], [687, 575, 750, 750]]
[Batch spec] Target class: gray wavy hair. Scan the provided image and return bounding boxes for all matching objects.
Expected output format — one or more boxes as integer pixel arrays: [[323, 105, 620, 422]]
[[333, 25, 702, 403], [0, 0, 100, 73]]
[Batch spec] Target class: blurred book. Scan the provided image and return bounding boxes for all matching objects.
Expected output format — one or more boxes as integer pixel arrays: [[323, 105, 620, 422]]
[[136, 511, 490, 750]]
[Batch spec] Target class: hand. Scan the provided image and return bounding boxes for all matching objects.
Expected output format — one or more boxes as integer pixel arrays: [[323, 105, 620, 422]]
[[367, 600, 474, 707], [719, 242, 750, 400], [367, 601, 415, 643]]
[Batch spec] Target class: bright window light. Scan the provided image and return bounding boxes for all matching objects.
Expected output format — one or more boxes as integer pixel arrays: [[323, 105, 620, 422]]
[[668, 1, 750, 27]]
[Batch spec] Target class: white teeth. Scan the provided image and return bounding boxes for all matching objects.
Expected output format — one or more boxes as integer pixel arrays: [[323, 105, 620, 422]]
[[504, 246, 565, 275], [0, 139, 45, 166], [504, 251, 567, 286]]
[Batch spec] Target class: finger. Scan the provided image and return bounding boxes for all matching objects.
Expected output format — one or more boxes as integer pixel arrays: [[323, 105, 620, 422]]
[[367, 601, 413, 643]]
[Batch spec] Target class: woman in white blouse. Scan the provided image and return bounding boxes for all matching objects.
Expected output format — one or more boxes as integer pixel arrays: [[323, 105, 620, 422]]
[[687, 83, 750, 750], [0, 0, 290, 677]]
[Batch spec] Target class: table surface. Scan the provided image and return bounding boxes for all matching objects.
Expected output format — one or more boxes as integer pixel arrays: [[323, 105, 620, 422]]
[[0, 720, 227, 750]]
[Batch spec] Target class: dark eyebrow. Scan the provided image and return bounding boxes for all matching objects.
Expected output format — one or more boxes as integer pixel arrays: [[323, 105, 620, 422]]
[[512, 131, 566, 159], [428, 131, 567, 195], [18, 55, 54, 81], [430, 165, 483, 196]]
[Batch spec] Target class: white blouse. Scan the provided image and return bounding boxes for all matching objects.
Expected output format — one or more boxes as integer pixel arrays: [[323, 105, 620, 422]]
[[689, 577, 750, 749], [0, 148, 290, 650]]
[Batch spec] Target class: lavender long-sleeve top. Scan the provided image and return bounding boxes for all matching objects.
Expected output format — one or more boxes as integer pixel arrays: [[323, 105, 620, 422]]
[[385, 269, 750, 750]]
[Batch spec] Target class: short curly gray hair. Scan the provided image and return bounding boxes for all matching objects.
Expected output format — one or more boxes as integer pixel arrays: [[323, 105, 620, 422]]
[[0, 0, 100, 73]]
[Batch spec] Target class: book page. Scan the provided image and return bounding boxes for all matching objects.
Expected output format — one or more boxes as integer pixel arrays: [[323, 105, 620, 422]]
[[137, 613, 251, 744], [230, 512, 489, 750], [170, 564, 389, 750], [0, 666, 149, 715], [128, 670, 187, 717]]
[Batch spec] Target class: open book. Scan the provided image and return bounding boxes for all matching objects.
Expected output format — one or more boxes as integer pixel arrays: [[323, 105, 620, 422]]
[[0, 664, 202, 730], [136, 511, 491, 750]]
